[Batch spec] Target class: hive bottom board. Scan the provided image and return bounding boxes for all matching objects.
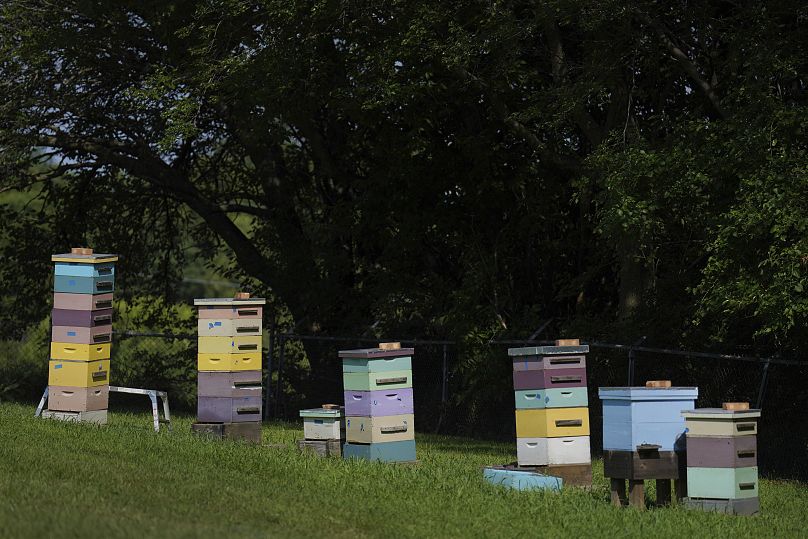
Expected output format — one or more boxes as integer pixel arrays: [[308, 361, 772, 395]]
[[603, 449, 683, 480], [41, 409, 107, 425], [191, 422, 261, 443], [343, 440, 416, 462], [483, 467, 562, 491], [683, 497, 760, 516], [492, 463, 592, 487], [297, 438, 342, 457]]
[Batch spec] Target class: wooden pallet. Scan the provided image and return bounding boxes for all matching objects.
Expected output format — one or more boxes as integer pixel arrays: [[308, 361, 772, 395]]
[[604, 448, 686, 509]]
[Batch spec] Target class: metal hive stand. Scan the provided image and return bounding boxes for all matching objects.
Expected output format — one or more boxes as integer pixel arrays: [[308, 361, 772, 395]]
[[35, 385, 171, 432]]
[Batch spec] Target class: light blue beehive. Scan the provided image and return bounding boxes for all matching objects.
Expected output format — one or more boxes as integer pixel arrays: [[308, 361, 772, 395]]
[[483, 467, 563, 491], [599, 387, 698, 451]]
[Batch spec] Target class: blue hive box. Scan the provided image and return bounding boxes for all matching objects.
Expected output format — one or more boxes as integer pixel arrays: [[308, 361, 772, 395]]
[[599, 387, 698, 451], [483, 467, 563, 491], [343, 440, 416, 462]]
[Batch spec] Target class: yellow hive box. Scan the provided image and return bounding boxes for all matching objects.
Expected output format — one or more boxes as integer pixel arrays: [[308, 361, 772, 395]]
[[48, 359, 110, 387], [515, 407, 590, 438], [197, 336, 262, 355], [51, 342, 111, 361], [198, 353, 262, 372]]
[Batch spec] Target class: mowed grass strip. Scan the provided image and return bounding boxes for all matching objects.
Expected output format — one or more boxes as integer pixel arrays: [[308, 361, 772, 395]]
[[0, 402, 805, 538]]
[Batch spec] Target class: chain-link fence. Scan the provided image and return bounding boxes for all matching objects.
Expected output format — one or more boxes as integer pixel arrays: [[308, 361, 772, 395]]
[[106, 331, 806, 479]]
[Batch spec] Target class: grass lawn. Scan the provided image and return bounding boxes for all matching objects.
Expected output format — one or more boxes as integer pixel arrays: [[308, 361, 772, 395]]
[[0, 402, 805, 538]]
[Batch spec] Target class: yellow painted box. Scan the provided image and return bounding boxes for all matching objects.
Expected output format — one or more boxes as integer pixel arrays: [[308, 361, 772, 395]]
[[198, 352, 262, 372], [51, 342, 111, 361], [515, 407, 590, 438], [345, 414, 415, 444], [48, 359, 110, 387], [198, 336, 262, 355]]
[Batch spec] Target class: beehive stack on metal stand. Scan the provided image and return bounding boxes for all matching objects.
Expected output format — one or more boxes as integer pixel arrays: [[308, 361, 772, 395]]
[[599, 381, 698, 509], [339, 343, 416, 463], [44, 247, 117, 424], [297, 405, 345, 457], [682, 403, 761, 515], [504, 339, 592, 487], [191, 293, 265, 443]]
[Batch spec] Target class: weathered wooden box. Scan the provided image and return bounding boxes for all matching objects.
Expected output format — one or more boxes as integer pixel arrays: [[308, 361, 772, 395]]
[[48, 359, 110, 387], [345, 414, 414, 443], [599, 387, 698, 451], [343, 388, 414, 417], [682, 408, 760, 437], [491, 463, 592, 487], [342, 370, 413, 391], [603, 449, 683, 480], [42, 408, 108, 425], [191, 421, 262, 443], [48, 385, 109, 412], [50, 342, 111, 361], [683, 496, 760, 516], [197, 352, 262, 371], [198, 371, 262, 398], [515, 407, 590, 438], [514, 387, 588, 409], [687, 466, 758, 499], [516, 436, 591, 466], [300, 407, 345, 440], [342, 440, 416, 462], [297, 438, 342, 457], [483, 467, 563, 491], [53, 292, 113, 311], [686, 435, 757, 468], [197, 396, 262, 423]]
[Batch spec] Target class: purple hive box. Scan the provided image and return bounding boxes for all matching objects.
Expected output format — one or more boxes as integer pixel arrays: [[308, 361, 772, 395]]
[[52, 308, 113, 328], [343, 388, 414, 417], [197, 396, 262, 423], [198, 371, 262, 398], [513, 367, 587, 390]]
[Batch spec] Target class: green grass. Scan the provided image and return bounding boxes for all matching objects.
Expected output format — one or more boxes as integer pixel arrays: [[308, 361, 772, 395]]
[[0, 402, 805, 538]]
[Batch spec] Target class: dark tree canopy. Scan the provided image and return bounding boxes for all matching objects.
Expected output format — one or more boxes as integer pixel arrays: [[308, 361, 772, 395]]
[[1, 0, 806, 356]]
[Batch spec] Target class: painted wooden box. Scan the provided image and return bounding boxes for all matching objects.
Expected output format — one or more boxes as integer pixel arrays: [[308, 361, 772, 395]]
[[48, 385, 109, 412], [54, 262, 115, 278], [683, 497, 759, 516], [197, 318, 263, 337], [198, 335, 262, 355], [42, 409, 108, 425], [48, 359, 110, 387], [197, 352, 262, 372], [194, 297, 266, 319], [599, 387, 698, 451], [516, 436, 591, 466], [197, 396, 262, 423], [51, 253, 118, 265], [342, 355, 413, 373], [339, 347, 416, 360], [53, 275, 114, 295], [511, 355, 586, 372], [51, 342, 111, 361], [53, 292, 114, 311], [687, 466, 758, 499], [686, 435, 757, 468], [682, 409, 760, 437], [52, 325, 112, 345], [514, 387, 588, 409], [603, 449, 682, 480], [343, 388, 414, 417], [51, 308, 112, 328], [300, 407, 345, 440], [345, 414, 414, 443], [483, 467, 563, 491], [508, 345, 590, 357], [343, 440, 416, 462], [343, 370, 413, 391], [515, 407, 590, 438], [198, 371, 262, 398], [513, 368, 587, 390]]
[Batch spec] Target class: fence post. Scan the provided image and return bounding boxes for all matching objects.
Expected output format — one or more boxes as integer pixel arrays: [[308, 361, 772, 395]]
[[756, 358, 772, 409], [627, 336, 646, 386], [264, 320, 275, 421], [275, 333, 286, 418], [441, 343, 448, 405]]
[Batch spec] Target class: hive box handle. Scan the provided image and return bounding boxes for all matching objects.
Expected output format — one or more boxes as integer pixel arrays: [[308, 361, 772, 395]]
[[237, 309, 259, 316], [236, 407, 260, 414], [381, 425, 408, 433], [738, 482, 755, 490], [97, 266, 113, 274], [93, 315, 112, 323], [233, 382, 261, 390], [376, 376, 407, 385], [236, 326, 260, 333], [91, 371, 108, 381], [550, 376, 582, 383], [96, 281, 113, 289], [737, 423, 756, 432], [555, 419, 582, 427], [237, 344, 258, 351], [93, 333, 111, 343], [737, 450, 756, 459], [94, 300, 112, 309], [549, 357, 580, 365]]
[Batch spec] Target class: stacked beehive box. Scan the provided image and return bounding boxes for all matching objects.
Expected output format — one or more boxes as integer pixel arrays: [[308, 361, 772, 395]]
[[192, 294, 265, 442], [297, 405, 345, 457], [45, 248, 117, 424], [682, 404, 761, 515], [507, 340, 592, 486], [339, 343, 416, 462], [599, 382, 698, 508]]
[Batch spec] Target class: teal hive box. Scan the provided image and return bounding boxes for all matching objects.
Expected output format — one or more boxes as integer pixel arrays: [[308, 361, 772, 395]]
[[599, 387, 698, 451], [514, 387, 588, 409], [342, 356, 412, 373], [483, 467, 563, 491], [343, 440, 416, 462], [687, 466, 758, 499]]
